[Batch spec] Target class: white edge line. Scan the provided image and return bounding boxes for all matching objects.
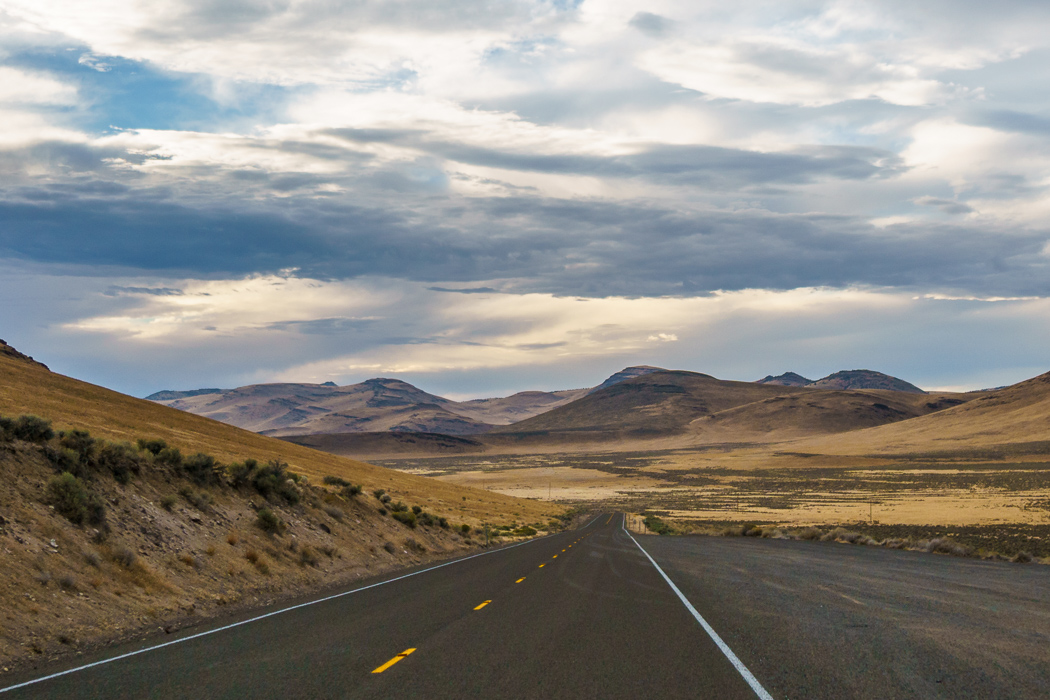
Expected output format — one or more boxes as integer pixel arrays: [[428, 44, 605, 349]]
[[623, 523, 775, 700], [0, 532, 556, 694]]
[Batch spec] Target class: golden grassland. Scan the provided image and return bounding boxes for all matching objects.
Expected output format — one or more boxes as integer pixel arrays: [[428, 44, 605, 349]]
[[0, 354, 561, 526]]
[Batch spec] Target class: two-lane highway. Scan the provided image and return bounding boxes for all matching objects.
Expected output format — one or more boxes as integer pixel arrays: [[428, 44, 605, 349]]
[[12, 513, 1046, 698], [1, 514, 765, 699]]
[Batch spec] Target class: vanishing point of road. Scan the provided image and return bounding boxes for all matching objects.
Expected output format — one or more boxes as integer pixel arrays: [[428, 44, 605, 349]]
[[3, 513, 1048, 699]]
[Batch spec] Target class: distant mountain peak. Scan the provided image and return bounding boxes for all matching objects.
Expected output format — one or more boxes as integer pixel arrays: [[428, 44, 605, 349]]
[[756, 372, 813, 387], [809, 370, 925, 394], [590, 366, 666, 393], [145, 388, 223, 401]]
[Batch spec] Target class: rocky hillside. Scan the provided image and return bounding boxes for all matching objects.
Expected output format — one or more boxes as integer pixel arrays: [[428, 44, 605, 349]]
[[0, 414, 563, 673]]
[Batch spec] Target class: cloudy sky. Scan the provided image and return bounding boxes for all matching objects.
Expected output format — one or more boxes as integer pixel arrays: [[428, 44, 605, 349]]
[[2, 0, 1050, 398]]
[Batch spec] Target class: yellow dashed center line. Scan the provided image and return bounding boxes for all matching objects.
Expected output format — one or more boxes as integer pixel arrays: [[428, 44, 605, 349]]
[[474, 600, 491, 611], [516, 577, 525, 583], [552, 555, 558, 559], [372, 648, 415, 674], [538, 563, 545, 568]]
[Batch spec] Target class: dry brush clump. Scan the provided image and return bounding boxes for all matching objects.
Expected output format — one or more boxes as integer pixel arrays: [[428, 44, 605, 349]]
[[655, 515, 1047, 565]]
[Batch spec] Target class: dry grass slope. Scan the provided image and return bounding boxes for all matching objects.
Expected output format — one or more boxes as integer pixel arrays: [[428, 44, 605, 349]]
[[0, 354, 559, 524]]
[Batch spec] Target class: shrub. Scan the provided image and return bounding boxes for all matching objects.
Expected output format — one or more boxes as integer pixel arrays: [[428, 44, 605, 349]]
[[96, 441, 142, 483], [438, 517, 449, 529], [244, 549, 259, 563], [513, 526, 537, 536], [1013, 551, 1034, 564], [341, 484, 363, 498], [111, 547, 137, 568], [460, 524, 471, 534], [382, 541, 396, 554], [323, 505, 344, 522], [245, 460, 300, 504], [391, 510, 417, 528], [323, 475, 351, 488], [411, 505, 422, 515], [797, 527, 822, 541], [44, 446, 83, 474], [389, 501, 408, 513], [226, 458, 256, 487], [47, 473, 105, 525], [256, 507, 284, 534], [227, 532, 239, 546], [155, 446, 183, 469], [57, 574, 78, 591], [136, 438, 167, 456], [643, 514, 672, 535], [59, 429, 96, 465], [0, 415, 13, 442], [83, 551, 101, 568], [12, 415, 54, 443], [298, 546, 319, 567], [372, 489, 386, 500], [184, 452, 219, 486], [160, 494, 178, 511]]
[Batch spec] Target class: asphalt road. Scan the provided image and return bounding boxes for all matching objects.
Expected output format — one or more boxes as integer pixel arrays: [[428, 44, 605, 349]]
[[3, 514, 1048, 699]]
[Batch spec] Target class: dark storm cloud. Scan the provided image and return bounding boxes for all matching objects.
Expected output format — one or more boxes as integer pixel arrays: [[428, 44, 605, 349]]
[[104, 285, 184, 296], [265, 317, 378, 334], [629, 12, 671, 37], [326, 128, 902, 186], [969, 110, 1050, 136], [427, 286, 500, 294], [2, 179, 1047, 298]]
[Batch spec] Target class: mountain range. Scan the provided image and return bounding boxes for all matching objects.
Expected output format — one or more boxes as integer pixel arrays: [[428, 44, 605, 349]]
[[148, 366, 927, 437]]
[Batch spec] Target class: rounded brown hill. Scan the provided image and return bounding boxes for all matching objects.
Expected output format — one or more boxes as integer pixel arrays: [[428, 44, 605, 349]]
[[808, 369, 924, 393], [488, 370, 804, 437]]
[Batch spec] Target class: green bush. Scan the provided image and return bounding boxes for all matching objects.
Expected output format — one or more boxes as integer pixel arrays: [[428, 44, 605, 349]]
[[391, 510, 417, 528], [512, 526, 537, 536], [643, 514, 672, 535], [342, 484, 363, 498], [372, 489, 386, 500], [44, 445, 82, 474], [322, 475, 351, 488], [438, 517, 449, 529], [256, 507, 284, 534], [411, 505, 422, 515], [136, 438, 167, 456], [225, 458, 256, 487], [96, 441, 142, 484], [183, 452, 219, 485], [250, 460, 300, 504], [389, 501, 408, 513], [12, 415, 54, 443], [156, 446, 183, 468], [0, 415, 13, 442], [160, 494, 178, 511], [460, 523, 471, 534], [59, 429, 96, 465], [47, 472, 105, 525]]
